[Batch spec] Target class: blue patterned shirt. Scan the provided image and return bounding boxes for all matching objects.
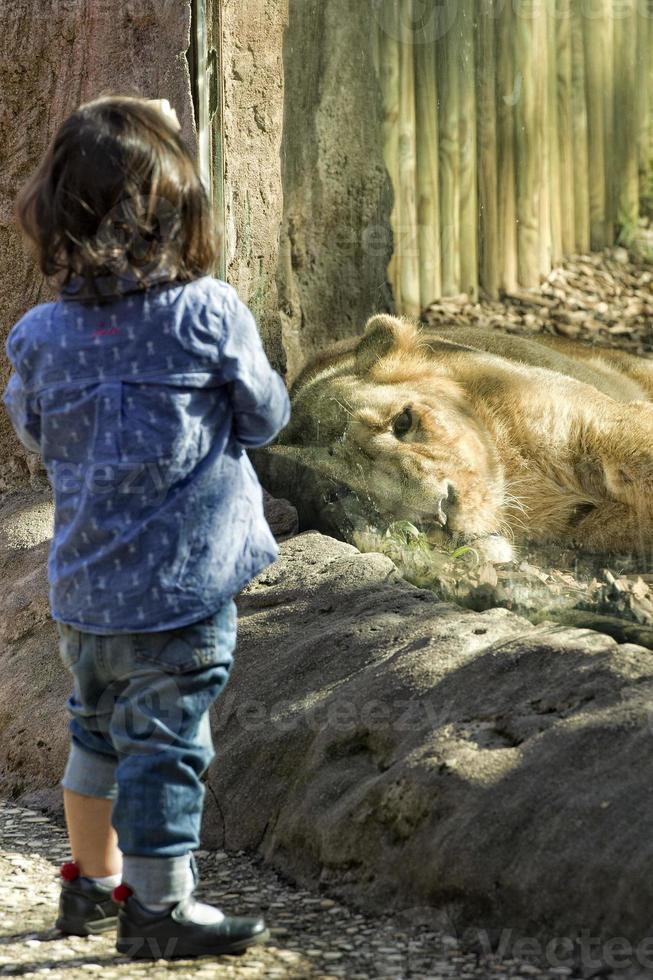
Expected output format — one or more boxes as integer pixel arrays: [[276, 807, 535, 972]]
[[3, 273, 291, 633]]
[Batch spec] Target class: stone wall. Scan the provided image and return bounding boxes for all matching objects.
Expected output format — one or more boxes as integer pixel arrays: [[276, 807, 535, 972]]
[[0, 0, 196, 492], [221, 0, 392, 382], [276, 0, 393, 382], [1, 0, 393, 487], [220, 0, 289, 374]]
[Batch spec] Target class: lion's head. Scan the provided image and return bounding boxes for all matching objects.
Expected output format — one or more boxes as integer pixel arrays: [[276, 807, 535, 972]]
[[281, 315, 506, 542]]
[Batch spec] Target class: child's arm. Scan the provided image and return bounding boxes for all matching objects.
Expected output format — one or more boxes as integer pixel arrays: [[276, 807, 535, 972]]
[[220, 289, 291, 448], [2, 346, 42, 456]]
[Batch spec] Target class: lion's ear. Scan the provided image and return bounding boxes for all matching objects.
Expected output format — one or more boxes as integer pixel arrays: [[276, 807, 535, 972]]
[[355, 315, 419, 376]]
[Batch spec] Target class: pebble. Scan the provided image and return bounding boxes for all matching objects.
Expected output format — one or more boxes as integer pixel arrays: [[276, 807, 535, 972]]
[[0, 800, 620, 979]]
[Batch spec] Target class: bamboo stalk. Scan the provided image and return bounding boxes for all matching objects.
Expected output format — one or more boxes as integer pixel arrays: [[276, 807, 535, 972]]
[[476, 0, 499, 298], [556, 0, 576, 256], [458, 0, 478, 300], [371, 4, 381, 79], [496, 0, 518, 292], [547, 0, 563, 267], [377, 0, 644, 314], [582, 0, 609, 249], [614, 0, 639, 234], [537, 0, 552, 278], [436, 0, 461, 296], [649, 0, 653, 179], [636, 0, 651, 184], [415, 19, 441, 307], [378, 1, 402, 309], [571, 0, 590, 253], [603, 0, 615, 241], [397, 0, 421, 316], [514, 0, 545, 287]]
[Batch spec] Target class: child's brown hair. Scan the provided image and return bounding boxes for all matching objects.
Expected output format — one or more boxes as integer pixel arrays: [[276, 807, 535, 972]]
[[15, 93, 218, 299]]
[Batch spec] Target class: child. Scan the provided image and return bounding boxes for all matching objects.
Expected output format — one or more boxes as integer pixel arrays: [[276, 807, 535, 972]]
[[3, 94, 290, 960]]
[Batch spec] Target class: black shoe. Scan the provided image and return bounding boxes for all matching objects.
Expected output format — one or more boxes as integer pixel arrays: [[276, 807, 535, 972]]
[[115, 893, 269, 960], [54, 862, 119, 936]]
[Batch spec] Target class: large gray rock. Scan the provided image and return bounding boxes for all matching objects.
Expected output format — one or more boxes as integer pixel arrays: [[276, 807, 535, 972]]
[[0, 490, 66, 814], [3, 490, 653, 950], [276, 0, 393, 382], [0, 487, 296, 817], [208, 530, 653, 947], [0, 0, 196, 492]]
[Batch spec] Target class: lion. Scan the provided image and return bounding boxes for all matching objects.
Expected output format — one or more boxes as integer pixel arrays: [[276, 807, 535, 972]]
[[276, 315, 653, 558]]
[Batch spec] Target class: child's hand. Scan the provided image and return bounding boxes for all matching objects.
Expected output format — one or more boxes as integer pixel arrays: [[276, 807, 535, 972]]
[[147, 98, 181, 133]]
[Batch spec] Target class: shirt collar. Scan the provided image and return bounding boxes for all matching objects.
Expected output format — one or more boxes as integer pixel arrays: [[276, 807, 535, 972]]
[[59, 266, 178, 303]]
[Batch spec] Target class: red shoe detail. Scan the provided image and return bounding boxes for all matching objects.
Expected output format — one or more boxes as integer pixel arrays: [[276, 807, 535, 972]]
[[60, 861, 80, 882], [112, 883, 134, 903]]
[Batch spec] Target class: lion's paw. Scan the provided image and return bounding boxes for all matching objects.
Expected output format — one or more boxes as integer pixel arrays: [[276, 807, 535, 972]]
[[470, 534, 514, 564]]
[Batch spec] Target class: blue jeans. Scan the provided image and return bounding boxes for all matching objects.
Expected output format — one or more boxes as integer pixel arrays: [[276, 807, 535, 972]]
[[56, 599, 237, 904]]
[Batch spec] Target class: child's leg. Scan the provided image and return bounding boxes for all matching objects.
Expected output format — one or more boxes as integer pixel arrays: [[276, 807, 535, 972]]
[[106, 602, 237, 908], [56, 622, 123, 877], [110, 662, 231, 906], [102, 603, 268, 957], [63, 789, 122, 878]]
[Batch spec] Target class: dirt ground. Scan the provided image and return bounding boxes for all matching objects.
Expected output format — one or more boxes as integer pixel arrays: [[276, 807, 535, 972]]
[[0, 799, 578, 980]]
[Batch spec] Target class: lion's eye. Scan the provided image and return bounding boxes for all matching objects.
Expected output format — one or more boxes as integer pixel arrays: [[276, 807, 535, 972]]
[[393, 407, 413, 438]]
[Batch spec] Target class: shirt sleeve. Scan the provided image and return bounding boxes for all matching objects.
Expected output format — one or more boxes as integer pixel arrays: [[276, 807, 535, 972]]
[[2, 370, 42, 455], [219, 288, 291, 449]]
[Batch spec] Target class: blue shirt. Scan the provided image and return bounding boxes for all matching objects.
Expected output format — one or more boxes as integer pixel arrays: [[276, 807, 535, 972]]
[[3, 273, 291, 633]]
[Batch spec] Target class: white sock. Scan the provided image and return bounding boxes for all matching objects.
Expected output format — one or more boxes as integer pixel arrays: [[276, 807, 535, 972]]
[[182, 900, 225, 924], [140, 900, 176, 914], [140, 898, 225, 923], [89, 872, 122, 889], [133, 862, 223, 921]]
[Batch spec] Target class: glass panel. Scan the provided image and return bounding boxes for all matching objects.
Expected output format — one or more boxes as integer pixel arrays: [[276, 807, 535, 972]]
[[263, 0, 653, 643]]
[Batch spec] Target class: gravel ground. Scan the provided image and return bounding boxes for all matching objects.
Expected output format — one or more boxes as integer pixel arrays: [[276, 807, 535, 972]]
[[423, 247, 653, 355], [0, 800, 595, 980]]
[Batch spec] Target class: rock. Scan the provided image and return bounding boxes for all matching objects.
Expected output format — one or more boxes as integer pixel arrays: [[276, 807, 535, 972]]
[[0, 0, 196, 493], [262, 489, 299, 541], [208, 530, 653, 946], [4, 490, 653, 950], [251, 444, 367, 541], [0, 487, 297, 810], [0, 492, 68, 804], [275, 0, 393, 383]]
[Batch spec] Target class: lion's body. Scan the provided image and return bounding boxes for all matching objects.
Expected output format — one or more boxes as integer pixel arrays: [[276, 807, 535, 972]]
[[281, 317, 653, 555]]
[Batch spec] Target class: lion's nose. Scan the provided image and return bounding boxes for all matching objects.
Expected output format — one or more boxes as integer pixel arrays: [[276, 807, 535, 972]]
[[436, 482, 458, 526]]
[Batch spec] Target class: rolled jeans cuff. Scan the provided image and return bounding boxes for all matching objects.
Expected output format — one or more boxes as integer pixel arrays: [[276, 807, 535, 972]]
[[122, 852, 197, 906], [61, 741, 118, 800]]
